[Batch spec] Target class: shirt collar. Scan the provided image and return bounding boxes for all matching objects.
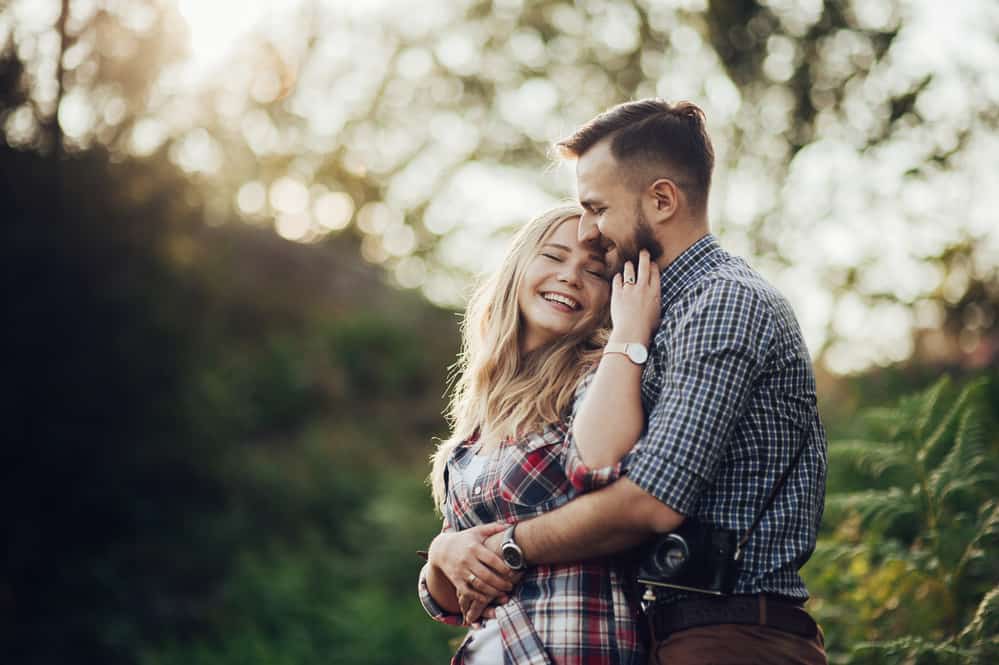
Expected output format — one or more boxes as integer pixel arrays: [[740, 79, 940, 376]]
[[659, 233, 726, 308]]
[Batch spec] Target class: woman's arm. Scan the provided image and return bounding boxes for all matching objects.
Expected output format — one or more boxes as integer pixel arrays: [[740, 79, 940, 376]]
[[423, 559, 461, 614], [572, 250, 660, 468], [419, 522, 516, 623]]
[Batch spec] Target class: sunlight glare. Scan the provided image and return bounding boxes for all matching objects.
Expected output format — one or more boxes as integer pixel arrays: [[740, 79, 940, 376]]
[[176, 0, 275, 73]]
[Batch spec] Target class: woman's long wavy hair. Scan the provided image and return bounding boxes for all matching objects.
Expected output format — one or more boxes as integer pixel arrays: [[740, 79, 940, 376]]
[[430, 204, 610, 509]]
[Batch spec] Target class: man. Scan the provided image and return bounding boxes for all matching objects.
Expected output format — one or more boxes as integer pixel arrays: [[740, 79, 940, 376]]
[[467, 99, 828, 664]]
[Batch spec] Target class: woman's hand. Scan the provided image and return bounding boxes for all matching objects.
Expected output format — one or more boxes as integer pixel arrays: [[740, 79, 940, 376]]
[[428, 523, 520, 624], [610, 249, 661, 345]]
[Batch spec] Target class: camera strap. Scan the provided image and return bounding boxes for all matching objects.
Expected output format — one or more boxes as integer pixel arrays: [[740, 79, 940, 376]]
[[733, 431, 813, 562]]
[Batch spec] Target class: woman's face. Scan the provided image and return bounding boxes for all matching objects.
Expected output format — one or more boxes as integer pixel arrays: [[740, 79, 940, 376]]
[[517, 216, 610, 353]]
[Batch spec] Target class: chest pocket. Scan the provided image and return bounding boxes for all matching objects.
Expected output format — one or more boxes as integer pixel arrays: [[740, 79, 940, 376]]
[[497, 427, 573, 514]]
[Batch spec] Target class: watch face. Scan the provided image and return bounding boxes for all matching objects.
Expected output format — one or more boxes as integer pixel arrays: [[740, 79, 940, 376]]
[[502, 544, 524, 570], [628, 344, 648, 364]]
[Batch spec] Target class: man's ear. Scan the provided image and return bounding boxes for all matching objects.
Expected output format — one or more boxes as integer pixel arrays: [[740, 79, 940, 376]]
[[646, 178, 681, 223]]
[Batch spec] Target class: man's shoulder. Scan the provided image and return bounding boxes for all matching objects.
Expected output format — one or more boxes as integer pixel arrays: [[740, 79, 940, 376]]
[[678, 255, 781, 314], [698, 253, 796, 319]]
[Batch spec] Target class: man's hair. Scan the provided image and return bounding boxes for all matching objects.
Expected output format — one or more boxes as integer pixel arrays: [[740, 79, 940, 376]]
[[557, 99, 715, 212]]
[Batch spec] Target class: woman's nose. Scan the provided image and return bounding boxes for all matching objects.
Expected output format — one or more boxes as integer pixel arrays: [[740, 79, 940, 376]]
[[557, 265, 582, 286]]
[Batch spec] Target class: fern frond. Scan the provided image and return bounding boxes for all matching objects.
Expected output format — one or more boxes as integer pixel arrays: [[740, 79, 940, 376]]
[[860, 406, 907, 441], [958, 584, 999, 649], [928, 396, 992, 507], [919, 379, 987, 476], [829, 439, 916, 485], [849, 637, 971, 665], [958, 501, 999, 574], [810, 540, 868, 567], [911, 376, 953, 441], [824, 488, 921, 535]]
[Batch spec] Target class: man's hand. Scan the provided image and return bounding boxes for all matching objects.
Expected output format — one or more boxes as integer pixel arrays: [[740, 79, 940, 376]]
[[429, 523, 520, 625]]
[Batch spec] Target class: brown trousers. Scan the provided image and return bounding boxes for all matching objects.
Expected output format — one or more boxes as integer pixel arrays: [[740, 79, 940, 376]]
[[650, 623, 827, 665]]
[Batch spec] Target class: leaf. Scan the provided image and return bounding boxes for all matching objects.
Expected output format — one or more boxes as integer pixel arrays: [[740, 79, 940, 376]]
[[958, 584, 999, 653], [927, 390, 992, 508], [849, 637, 972, 665], [824, 488, 921, 535], [912, 377, 953, 443], [919, 379, 987, 474], [829, 439, 916, 484]]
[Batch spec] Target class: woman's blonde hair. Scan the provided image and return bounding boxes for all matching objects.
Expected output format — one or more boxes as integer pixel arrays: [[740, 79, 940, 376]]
[[430, 204, 610, 509]]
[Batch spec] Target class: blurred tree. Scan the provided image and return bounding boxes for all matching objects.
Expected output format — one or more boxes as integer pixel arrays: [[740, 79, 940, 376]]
[[2, 0, 997, 372], [1, 140, 457, 664]]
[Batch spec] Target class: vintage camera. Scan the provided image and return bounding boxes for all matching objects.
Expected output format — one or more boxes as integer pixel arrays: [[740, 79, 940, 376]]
[[637, 520, 740, 598]]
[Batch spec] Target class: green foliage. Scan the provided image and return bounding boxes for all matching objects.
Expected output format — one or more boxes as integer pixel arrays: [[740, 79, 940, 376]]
[[2, 147, 457, 665], [805, 377, 999, 663], [140, 467, 456, 665], [328, 315, 431, 398]]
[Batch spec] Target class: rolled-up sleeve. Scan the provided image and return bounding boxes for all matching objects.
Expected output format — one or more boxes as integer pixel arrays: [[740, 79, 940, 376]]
[[563, 368, 625, 493], [418, 563, 464, 625], [623, 281, 774, 515], [417, 521, 464, 625]]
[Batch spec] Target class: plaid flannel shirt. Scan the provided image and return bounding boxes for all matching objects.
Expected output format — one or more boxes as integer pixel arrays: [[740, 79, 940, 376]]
[[418, 419, 646, 665], [619, 234, 828, 604]]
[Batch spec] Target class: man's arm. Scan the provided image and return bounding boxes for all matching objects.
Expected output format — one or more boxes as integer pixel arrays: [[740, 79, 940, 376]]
[[488, 280, 775, 563], [485, 476, 684, 564]]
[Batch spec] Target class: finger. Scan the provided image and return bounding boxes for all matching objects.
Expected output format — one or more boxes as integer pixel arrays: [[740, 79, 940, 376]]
[[650, 260, 660, 288], [612, 271, 622, 294], [474, 544, 518, 583], [481, 607, 497, 619], [458, 587, 490, 615], [465, 572, 504, 599], [471, 522, 508, 541], [464, 597, 488, 625], [638, 249, 649, 286], [470, 560, 513, 594], [622, 260, 635, 284]]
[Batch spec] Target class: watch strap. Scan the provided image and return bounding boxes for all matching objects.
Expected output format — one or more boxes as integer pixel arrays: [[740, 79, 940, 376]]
[[603, 342, 648, 364]]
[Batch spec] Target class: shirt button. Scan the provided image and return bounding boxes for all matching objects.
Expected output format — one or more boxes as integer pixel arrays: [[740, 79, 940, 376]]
[[473, 486, 482, 495]]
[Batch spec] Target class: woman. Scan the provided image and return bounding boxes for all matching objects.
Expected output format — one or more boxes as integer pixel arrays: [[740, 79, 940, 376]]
[[418, 204, 660, 664]]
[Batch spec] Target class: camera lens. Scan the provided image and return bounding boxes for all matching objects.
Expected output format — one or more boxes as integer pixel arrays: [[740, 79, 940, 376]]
[[653, 533, 689, 577]]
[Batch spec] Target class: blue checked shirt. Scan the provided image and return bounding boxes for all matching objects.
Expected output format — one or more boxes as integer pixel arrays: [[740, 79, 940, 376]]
[[603, 234, 827, 602]]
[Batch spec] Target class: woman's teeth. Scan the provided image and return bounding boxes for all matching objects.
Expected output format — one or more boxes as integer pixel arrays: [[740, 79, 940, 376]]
[[542, 292, 579, 310]]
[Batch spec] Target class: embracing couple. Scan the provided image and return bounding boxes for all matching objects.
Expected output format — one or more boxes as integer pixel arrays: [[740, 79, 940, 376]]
[[417, 99, 828, 665]]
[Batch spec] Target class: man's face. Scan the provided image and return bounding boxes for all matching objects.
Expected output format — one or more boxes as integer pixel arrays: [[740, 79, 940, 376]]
[[575, 140, 663, 274]]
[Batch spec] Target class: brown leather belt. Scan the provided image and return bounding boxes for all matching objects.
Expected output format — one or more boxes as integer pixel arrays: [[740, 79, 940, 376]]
[[647, 594, 819, 641]]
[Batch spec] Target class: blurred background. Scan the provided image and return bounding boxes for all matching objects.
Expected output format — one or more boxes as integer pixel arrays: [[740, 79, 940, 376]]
[[2, 0, 997, 663]]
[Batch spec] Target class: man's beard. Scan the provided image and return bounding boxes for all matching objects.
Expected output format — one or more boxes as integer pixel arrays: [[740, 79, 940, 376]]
[[610, 202, 664, 273]]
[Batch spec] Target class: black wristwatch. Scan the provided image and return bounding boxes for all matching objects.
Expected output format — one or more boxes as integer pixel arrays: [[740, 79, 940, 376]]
[[500, 524, 526, 571]]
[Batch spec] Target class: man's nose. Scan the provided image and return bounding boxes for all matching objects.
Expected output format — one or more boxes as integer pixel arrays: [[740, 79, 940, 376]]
[[577, 213, 600, 243]]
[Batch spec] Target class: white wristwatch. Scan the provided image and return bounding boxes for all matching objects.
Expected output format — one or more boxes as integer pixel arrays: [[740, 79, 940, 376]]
[[603, 342, 648, 365]]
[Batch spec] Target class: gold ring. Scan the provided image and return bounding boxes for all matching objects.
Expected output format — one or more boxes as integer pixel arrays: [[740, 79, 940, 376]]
[[625, 277, 636, 284]]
